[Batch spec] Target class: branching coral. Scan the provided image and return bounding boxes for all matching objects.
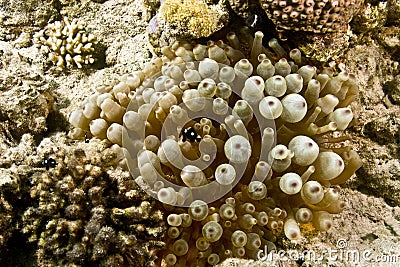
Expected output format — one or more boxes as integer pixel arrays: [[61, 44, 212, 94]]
[[260, 0, 364, 61], [159, 0, 226, 38], [21, 135, 164, 266], [69, 28, 362, 266], [33, 17, 98, 70]]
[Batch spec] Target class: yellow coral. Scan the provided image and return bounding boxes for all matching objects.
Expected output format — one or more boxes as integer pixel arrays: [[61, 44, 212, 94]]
[[160, 0, 219, 38]]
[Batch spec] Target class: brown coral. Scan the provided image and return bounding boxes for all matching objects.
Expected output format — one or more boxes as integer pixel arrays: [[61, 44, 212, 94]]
[[259, 0, 365, 34], [227, 0, 365, 61]]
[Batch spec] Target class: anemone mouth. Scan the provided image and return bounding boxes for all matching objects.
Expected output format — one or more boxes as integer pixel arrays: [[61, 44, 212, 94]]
[[311, 186, 320, 193]]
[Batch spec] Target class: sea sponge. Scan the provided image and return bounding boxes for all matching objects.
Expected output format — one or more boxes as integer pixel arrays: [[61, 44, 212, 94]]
[[33, 17, 98, 70], [69, 28, 362, 266]]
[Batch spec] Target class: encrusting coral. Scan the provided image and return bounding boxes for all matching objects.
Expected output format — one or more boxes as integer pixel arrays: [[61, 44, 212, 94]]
[[228, 0, 364, 35], [33, 17, 98, 70], [0, 167, 21, 252], [159, 0, 225, 39], [21, 134, 165, 266], [69, 27, 362, 266]]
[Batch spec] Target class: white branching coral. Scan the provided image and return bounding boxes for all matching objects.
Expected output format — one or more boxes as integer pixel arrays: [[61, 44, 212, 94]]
[[34, 17, 98, 70], [69, 28, 363, 266], [159, 0, 226, 38]]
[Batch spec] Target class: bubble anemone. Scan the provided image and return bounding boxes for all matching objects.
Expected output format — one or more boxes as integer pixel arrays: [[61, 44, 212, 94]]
[[69, 29, 362, 266]]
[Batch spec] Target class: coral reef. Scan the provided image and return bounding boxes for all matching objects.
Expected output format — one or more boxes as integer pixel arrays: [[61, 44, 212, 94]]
[[21, 134, 165, 266], [352, 1, 388, 33], [146, 0, 367, 62], [146, 0, 228, 55], [227, 0, 261, 21], [357, 113, 400, 206], [227, 0, 364, 35], [259, 0, 364, 34], [295, 29, 352, 62], [159, 0, 225, 38], [69, 28, 362, 266], [34, 17, 99, 70], [228, 0, 366, 62]]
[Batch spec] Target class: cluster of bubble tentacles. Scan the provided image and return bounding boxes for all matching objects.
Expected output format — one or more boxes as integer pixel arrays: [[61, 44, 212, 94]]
[[259, 0, 364, 33], [69, 28, 362, 266]]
